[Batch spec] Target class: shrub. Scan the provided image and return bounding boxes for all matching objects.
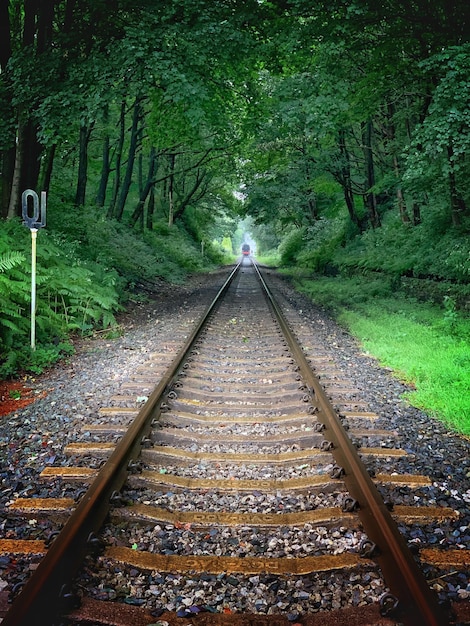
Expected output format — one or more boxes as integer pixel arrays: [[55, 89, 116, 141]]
[[278, 227, 306, 266], [333, 211, 470, 282]]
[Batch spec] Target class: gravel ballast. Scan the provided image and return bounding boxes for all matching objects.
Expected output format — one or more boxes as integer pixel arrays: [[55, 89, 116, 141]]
[[1, 267, 470, 620]]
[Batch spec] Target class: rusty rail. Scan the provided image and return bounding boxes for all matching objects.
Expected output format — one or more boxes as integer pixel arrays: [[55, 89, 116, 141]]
[[2, 263, 241, 626], [252, 260, 449, 626]]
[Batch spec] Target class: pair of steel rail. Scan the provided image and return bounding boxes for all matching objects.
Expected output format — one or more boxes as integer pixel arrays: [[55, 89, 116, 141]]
[[3, 260, 449, 625]]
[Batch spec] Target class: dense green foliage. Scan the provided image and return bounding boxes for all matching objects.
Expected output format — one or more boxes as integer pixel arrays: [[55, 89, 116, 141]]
[[0, 1, 468, 380], [0, 212, 228, 376]]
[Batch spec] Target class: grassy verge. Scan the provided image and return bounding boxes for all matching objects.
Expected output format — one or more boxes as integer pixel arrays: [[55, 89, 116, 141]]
[[293, 274, 470, 436]]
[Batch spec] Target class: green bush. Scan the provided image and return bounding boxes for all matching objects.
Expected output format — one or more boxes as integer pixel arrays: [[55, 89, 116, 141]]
[[333, 210, 470, 282], [0, 342, 75, 378], [278, 227, 306, 266], [297, 218, 344, 272]]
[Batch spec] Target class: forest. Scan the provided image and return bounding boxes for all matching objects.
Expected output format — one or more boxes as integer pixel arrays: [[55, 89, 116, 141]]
[[0, 1, 469, 427]]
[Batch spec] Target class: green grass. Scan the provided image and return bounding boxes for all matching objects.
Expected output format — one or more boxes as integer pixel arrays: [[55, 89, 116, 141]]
[[295, 275, 470, 435], [256, 253, 281, 267]]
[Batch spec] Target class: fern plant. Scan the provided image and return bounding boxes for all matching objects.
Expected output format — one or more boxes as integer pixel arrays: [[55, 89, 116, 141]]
[[0, 219, 121, 375], [0, 250, 29, 350], [0, 251, 25, 272]]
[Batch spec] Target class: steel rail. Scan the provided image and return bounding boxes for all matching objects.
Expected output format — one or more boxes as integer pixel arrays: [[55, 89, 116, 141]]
[[2, 262, 241, 626], [252, 260, 449, 626]]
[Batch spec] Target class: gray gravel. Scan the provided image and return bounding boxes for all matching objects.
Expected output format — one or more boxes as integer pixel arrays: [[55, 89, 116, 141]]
[[1, 267, 470, 618]]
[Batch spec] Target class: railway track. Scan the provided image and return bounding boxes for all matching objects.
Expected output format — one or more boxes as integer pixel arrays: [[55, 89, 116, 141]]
[[1, 259, 469, 625]]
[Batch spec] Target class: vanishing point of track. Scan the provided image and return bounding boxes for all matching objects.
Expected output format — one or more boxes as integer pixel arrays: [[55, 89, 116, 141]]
[[1, 259, 465, 625]]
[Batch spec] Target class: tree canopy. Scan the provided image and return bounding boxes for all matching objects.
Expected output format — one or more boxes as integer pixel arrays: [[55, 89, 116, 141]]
[[0, 0, 468, 278]]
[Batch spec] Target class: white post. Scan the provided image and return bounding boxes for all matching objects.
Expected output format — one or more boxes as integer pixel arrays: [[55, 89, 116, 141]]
[[21, 189, 46, 351], [30, 228, 38, 350]]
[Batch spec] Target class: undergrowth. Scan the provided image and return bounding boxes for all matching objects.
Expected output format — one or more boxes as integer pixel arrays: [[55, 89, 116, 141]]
[[0, 208, 225, 377]]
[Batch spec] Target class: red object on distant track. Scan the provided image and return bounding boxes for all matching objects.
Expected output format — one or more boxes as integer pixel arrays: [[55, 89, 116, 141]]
[[242, 243, 250, 256]]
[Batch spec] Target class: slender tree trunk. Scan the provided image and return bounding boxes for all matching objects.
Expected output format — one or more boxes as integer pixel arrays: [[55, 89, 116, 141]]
[[387, 103, 410, 224], [0, 0, 11, 71], [107, 99, 126, 218], [307, 196, 317, 221], [115, 96, 142, 221], [0, 0, 13, 218], [393, 155, 410, 224], [362, 120, 381, 228], [19, 119, 42, 194], [3, 0, 57, 218], [16, 0, 53, 197], [63, 0, 77, 33], [7, 118, 25, 218], [96, 104, 110, 207], [168, 153, 175, 227], [36, 0, 55, 52], [129, 147, 157, 228], [137, 153, 145, 229], [146, 185, 156, 230], [173, 168, 208, 222], [96, 135, 110, 207], [338, 129, 359, 226], [39, 144, 56, 193], [303, 153, 317, 222], [138, 152, 143, 196], [75, 121, 93, 206], [23, 0, 38, 46]]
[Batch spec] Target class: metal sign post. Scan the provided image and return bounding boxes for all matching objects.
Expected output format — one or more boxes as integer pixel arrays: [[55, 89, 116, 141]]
[[22, 189, 46, 351]]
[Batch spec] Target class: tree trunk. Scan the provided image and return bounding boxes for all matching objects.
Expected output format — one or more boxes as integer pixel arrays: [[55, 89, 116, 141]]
[[107, 99, 126, 218], [16, 0, 53, 197], [0, 1, 13, 218], [387, 103, 410, 224], [303, 153, 317, 222], [39, 144, 56, 193], [23, 0, 38, 47], [96, 104, 110, 207], [338, 129, 359, 226], [96, 135, 110, 207], [146, 185, 156, 230], [115, 96, 142, 221], [138, 151, 143, 196], [168, 153, 175, 227], [63, 0, 77, 33], [393, 155, 410, 224], [75, 121, 93, 206], [7, 118, 26, 219], [306, 196, 317, 221], [36, 0, 55, 53], [129, 147, 157, 228], [362, 120, 381, 228], [19, 118, 42, 195], [173, 168, 208, 222]]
